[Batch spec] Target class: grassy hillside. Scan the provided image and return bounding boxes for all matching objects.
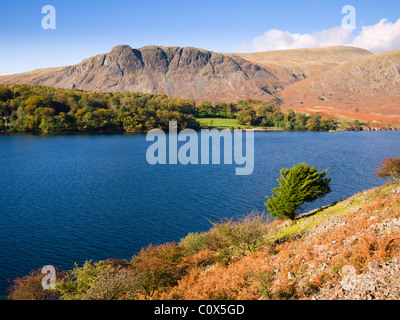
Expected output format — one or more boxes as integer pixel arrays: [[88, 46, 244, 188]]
[[233, 46, 372, 79], [8, 181, 400, 300], [279, 49, 400, 124]]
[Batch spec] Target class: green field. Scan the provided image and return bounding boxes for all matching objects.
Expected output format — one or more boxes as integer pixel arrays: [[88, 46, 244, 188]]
[[196, 118, 254, 129], [196, 118, 285, 131]]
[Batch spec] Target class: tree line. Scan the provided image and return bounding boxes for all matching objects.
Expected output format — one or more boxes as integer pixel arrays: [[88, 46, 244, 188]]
[[0, 84, 201, 133], [234, 100, 337, 131], [0, 84, 338, 133]]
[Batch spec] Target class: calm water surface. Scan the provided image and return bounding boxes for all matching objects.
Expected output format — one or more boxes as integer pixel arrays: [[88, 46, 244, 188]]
[[1, 131, 399, 298]]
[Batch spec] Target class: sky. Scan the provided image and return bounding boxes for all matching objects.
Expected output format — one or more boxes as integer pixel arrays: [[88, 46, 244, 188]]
[[0, 0, 399, 75]]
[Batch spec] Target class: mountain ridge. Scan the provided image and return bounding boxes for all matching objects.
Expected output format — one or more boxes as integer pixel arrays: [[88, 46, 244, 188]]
[[0, 45, 399, 121], [279, 49, 400, 118], [0, 45, 286, 103], [230, 46, 373, 80]]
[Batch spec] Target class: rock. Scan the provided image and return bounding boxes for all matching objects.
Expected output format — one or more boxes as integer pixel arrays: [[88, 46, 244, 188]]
[[393, 187, 400, 195], [287, 272, 296, 281], [0, 45, 283, 104], [278, 50, 400, 123], [367, 261, 381, 272], [274, 237, 289, 245]]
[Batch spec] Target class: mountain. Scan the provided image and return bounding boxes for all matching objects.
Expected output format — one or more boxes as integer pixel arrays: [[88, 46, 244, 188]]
[[278, 49, 400, 122], [0, 45, 287, 103], [1, 45, 399, 124], [232, 46, 372, 80], [0, 45, 371, 104]]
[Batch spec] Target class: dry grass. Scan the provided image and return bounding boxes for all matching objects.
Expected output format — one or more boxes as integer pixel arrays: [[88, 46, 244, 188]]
[[8, 182, 400, 300], [150, 182, 400, 300]]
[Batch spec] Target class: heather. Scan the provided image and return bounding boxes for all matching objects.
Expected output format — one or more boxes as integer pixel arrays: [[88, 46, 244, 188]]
[[8, 180, 400, 300]]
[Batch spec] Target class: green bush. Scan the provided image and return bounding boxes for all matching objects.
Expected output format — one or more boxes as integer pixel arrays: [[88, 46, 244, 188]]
[[81, 268, 145, 300], [210, 213, 268, 264], [180, 232, 212, 256], [57, 259, 129, 300]]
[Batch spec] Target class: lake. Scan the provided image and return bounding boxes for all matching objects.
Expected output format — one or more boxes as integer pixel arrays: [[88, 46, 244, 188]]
[[1, 131, 399, 298]]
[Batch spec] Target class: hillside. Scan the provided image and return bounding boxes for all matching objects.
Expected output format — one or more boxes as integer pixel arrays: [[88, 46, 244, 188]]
[[0, 45, 373, 104], [0, 45, 285, 103], [1, 45, 399, 125], [232, 46, 372, 80], [160, 181, 400, 300], [8, 181, 400, 300], [279, 50, 400, 124]]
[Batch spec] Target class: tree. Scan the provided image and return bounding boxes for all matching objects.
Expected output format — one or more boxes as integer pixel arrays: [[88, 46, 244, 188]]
[[375, 158, 400, 182], [237, 109, 256, 125], [24, 95, 51, 114], [284, 109, 296, 123], [226, 103, 236, 118], [0, 87, 13, 102], [306, 113, 322, 131], [265, 162, 332, 220], [196, 101, 214, 118], [56, 112, 76, 131], [294, 113, 308, 130], [39, 107, 56, 132], [261, 116, 274, 127], [353, 120, 361, 131], [320, 118, 337, 131]]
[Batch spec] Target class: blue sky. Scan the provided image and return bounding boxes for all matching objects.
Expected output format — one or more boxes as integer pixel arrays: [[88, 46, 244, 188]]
[[0, 0, 399, 74]]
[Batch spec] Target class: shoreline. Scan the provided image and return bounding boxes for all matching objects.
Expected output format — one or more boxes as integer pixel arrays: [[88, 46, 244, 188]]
[[1, 128, 399, 136], [6, 181, 400, 300]]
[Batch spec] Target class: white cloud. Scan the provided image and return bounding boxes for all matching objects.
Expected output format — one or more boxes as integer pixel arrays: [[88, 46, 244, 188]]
[[251, 27, 353, 52], [351, 19, 400, 53], [238, 19, 400, 54]]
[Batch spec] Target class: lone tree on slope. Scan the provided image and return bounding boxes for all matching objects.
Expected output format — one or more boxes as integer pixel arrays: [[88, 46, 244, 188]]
[[265, 162, 332, 220]]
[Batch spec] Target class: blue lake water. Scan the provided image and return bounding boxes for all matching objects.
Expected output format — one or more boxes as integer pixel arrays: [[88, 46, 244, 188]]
[[0, 131, 399, 298]]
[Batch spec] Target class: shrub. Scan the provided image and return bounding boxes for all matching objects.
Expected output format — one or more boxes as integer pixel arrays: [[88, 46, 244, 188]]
[[163, 254, 263, 300], [81, 268, 145, 300], [375, 158, 400, 181], [347, 234, 400, 268], [180, 232, 212, 256], [210, 213, 268, 264], [130, 242, 189, 298], [57, 260, 128, 300], [7, 268, 60, 300], [184, 249, 216, 269]]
